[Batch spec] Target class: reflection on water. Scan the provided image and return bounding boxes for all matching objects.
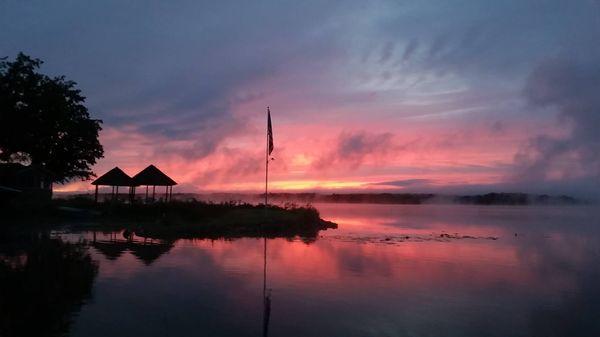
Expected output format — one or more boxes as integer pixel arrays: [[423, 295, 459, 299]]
[[1, 204, 600, 337], [0, 232, 98, 337], [89, 232, 174, 265]]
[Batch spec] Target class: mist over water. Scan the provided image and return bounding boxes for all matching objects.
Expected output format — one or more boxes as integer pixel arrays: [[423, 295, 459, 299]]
[[2, 203, 600, 337]]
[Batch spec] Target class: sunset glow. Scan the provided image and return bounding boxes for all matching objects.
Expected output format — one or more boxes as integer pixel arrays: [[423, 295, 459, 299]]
[[3, 3, 600, 337], [2, 1, 598, 197]]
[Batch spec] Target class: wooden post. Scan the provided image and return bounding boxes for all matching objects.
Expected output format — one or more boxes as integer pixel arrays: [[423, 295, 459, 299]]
[[129, 186, 134, 203], [165, 186, 168, 202], [94, 185, 98, 203], [169, 186, 173, 201], [152, 185, 156, 202], [145, 185, 148, 202]]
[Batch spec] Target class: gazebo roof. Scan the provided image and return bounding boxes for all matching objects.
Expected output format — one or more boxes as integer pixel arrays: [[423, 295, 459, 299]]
[[91, 167, 135, 186], [132, 165, 177, 186]]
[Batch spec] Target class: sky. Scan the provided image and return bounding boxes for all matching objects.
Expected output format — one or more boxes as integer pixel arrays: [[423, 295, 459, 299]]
[[1, 1, 600, 197]]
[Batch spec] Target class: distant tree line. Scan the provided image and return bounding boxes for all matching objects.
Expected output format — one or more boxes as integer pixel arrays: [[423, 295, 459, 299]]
[[264, 192, 580, 205]]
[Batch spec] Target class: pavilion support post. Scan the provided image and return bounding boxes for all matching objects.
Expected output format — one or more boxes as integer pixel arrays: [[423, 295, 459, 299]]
[[169, 186, 173, 202], [94, 185, 98, 203], [129, 186, 134, 203], [165, 186, 168, 202], [152, 185, 156, 202], [145, 186, 149, 202], [116, 186, 119, 201]]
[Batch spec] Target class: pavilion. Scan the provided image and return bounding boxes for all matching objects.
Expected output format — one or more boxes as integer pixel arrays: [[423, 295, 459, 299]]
[[91, 167, 136, 202], [132, 164, 177, 202]]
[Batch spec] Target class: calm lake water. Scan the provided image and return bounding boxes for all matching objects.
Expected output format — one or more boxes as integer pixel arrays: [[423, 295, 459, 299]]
[[2, 204, 600, 337]]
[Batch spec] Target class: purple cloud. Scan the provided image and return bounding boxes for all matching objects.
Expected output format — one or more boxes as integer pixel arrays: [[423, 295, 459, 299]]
[[514, 58, 600, 183], [313, 131, 394, 170]]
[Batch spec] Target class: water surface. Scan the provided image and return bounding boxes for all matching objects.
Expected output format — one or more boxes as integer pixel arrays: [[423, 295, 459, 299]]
[[1, 204, 599, 337]]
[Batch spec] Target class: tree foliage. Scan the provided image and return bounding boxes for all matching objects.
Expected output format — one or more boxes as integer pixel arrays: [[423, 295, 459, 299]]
[[0, 53, 103, 182]]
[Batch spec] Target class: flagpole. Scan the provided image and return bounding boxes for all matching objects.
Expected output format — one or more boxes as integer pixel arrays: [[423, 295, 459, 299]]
[[265, 107, 269, 208], [263, 108, 272, 337]]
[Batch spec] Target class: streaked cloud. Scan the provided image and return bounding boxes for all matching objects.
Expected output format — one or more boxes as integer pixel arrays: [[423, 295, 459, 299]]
[[1, 1, 599, 196], [313, 131, 395, 170]]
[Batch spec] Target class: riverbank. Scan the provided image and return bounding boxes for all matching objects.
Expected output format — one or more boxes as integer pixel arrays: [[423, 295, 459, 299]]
[[1, 198, 337, 240]]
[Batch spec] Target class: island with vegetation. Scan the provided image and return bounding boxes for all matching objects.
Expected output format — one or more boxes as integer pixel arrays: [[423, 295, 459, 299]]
[[2, 197, 337, 240]]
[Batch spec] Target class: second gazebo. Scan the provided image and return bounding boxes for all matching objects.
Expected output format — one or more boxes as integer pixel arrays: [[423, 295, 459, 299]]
[[91, 166, 136, 202], [132, 165, 177, 202]]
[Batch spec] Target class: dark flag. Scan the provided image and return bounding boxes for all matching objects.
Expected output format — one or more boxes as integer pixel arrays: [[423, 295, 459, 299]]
[[267, 107, 274, 155]]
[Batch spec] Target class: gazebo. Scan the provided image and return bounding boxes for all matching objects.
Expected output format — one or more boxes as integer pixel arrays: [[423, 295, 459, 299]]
[[132, 165, 177, 202], [91, 167, 136, 202]]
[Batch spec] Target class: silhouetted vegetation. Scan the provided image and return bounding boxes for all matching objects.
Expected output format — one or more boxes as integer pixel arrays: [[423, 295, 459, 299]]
[[0, 232, 98, 337], [0, 53, 103, 183], [318, 193, 436, 204], [1, 198, 336, 240], [264, 192, 581, 205], [453, 193, 579, 205]]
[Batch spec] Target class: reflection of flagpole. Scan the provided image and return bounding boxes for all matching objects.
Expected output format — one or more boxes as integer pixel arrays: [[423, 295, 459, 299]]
[[262, 237, 271, 337], [263, 237, 267, 299]]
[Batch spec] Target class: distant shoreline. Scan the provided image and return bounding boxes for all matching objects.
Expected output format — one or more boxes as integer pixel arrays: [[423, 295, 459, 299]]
[[57, 192, 585, 206]]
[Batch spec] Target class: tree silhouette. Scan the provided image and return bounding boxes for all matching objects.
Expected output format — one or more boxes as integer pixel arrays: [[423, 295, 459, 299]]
[[0, 53, 103, 182]]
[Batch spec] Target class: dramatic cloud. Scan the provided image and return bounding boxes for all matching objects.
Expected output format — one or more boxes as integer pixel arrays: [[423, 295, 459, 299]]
[[515, 58, 600, 182], [313, 131, 395, 170], [370, 179, 434, 188], [2, 1, 599, 196], [0, 1, 352, 159]]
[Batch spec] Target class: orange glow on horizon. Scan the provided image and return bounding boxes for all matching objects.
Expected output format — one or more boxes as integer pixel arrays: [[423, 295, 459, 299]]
[[54, 112, 534, 193]]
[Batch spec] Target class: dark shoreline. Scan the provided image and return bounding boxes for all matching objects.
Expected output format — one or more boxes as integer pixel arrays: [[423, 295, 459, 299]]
[[55, 192, 586, 206], [232, 192, 584, 205], [1, 198, 337, 240]]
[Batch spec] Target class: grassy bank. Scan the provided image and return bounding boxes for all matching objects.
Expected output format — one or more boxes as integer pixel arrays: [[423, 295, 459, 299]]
[[2, 198, 337, 240]]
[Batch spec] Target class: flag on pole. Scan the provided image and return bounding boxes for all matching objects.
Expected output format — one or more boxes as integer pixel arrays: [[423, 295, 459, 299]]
[[267, 107, 274, 155]]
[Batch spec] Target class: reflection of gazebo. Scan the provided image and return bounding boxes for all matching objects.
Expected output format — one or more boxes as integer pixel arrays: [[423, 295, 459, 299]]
[[92, 241, 130, 260], [91, 167, 136, 202], [132, 165, 177, 202], [129, 241, 174, 265], [90, 240, 173, 265]]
